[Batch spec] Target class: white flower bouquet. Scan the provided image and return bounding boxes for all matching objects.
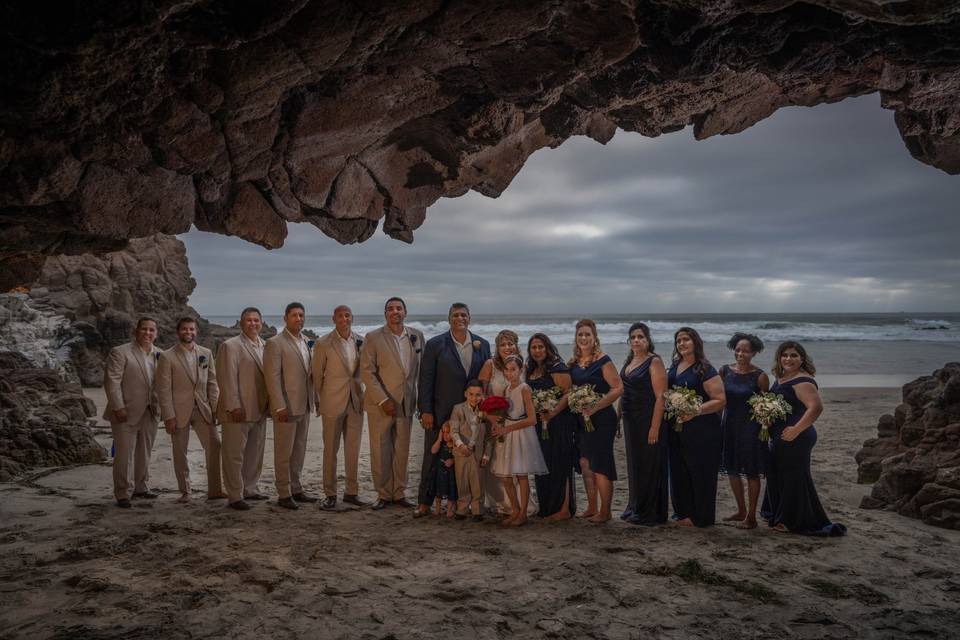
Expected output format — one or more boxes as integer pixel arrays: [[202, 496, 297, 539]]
[[747, 392, 793, 443], [663, 386, 703, 433], [568, 384, 602, 432], [532, 386, 562, 440]]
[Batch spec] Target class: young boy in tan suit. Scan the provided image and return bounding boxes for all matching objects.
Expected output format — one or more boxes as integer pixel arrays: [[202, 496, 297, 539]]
[[449, 380, 490, 521]]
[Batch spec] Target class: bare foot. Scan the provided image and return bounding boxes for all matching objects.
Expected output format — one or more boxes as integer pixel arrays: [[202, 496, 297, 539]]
[[506, 516, 528, 527], [737, 518, 758, 530], [588, 513, 611, 524], [577, 509, 598, 519], [674, 517, 694, 527], [723, 512, 746, 522], [772, 523, 789, 533], [544, 510, 572, 522], [176, 493, 191, 504]]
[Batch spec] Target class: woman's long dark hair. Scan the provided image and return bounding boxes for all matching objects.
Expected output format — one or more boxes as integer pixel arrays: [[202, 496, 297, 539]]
[[772, 341, 816, 378], [526, 333, 563, 379], [672, 326, 709, 377], [623, 322, 657, 368]]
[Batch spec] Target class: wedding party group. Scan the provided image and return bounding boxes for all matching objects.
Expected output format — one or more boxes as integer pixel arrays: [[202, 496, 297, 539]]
[[103, 297, 845, 536]]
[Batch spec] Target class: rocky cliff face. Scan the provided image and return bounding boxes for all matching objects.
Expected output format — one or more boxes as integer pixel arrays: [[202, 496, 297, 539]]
[[0, 351, 103, 481], [0, 234, 269, 386], [857, 363, 960, 530], [2, 1, 958, 287]]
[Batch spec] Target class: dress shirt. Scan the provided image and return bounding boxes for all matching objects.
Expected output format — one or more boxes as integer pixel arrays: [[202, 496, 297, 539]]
[[451, 331, 473, 374], [285, 328, 310, 369], [240, 332, 264, 361], [337, 331, 357, 371]]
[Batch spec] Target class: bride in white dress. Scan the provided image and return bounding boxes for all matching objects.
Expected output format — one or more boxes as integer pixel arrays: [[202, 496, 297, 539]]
[[490, 355, 547, 526]]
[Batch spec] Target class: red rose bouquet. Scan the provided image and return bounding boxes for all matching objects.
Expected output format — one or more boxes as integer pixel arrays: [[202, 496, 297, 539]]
[[479, 395, 510, 443]]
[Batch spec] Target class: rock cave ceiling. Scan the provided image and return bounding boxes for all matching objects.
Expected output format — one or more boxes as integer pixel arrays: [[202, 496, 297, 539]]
[[1, 0, 958, 290]]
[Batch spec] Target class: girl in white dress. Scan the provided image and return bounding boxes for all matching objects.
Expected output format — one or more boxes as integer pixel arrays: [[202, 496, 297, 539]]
[[490, 355, 548, 526], [478, 330, 520, 516]]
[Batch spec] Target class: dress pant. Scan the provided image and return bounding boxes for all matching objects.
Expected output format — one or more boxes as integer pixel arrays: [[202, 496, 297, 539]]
[[273, 414, 310, 499], [454, 451, 483, 515], [110, 412, 158, 500], [221, 416, 267, 503], [367, 411, 411, 501], [170, 408, 223, 496], [321, 409, 363, 497]]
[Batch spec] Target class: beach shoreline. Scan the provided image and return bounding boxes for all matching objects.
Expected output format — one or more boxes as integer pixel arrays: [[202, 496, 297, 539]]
[[1, 386, 959, 638]]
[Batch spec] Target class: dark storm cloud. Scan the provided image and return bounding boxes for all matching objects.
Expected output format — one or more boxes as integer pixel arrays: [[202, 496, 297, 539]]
[[181, 95, 960, 316]]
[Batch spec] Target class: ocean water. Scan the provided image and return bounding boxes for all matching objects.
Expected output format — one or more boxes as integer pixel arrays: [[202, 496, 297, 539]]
[[206, 313, 960, 388]]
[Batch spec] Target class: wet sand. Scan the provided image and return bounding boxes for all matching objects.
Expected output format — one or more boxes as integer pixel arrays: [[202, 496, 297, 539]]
[[1, 387, 959, 639]]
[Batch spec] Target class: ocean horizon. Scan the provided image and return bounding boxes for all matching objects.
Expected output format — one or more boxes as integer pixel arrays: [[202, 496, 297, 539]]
[[203, 312, 960, 389]]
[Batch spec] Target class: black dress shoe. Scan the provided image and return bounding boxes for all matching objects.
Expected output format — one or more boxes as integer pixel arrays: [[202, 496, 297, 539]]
[[245, 493, 269, 501], [472, 514, 484, 523], [342, 494, 369, 507], [131, 491, 159, 499], [229, 500, 251, 511], [291, 492, 318, 503], [394, 498, 416, 509], [116, 498, 132, 508], [277, 497, 299, 510], [454, 513, 467, 521], [371, 498, 390, 510], [320, 496, 337, 511]]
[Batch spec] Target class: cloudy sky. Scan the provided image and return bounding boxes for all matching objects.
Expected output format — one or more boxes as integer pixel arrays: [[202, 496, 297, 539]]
[[182, 95, 960, 317]]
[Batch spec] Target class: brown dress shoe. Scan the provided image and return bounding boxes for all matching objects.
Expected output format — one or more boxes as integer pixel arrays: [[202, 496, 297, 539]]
[[342, 494, 370, 507]]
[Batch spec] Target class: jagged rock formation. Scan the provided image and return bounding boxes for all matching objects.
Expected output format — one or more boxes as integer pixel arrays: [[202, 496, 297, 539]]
[[0, 234, 271, 385], [0, 351, 104, 481], [2, 1, 959, 287], [857, 363, 960, 530]]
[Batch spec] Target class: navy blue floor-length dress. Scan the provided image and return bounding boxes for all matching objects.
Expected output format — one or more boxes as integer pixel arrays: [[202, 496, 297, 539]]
[[621, 356, 668, 525], [530, 362, 578, 517]]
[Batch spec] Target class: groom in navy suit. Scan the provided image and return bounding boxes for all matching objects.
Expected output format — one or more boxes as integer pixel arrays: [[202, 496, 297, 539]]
[[416, 302, 491, 516]]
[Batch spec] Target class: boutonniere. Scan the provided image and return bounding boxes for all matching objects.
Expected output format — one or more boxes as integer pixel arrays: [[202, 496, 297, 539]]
[[198, 354, 209, 369], [356, 338, 363, 350], [307, 339, 316, 349], [410, 334, 421, 354], [154, 352, 161, 361], [472, 340, 481, 351]]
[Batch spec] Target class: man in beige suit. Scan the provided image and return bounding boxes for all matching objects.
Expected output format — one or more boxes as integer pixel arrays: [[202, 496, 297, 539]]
[[216, 307, 270, 511], [264, 302, 318, 510], [156, 317, 223, 503], [360, 297, 424, 510], [103, 317, 163, 508], [312, 305, 368, 510]]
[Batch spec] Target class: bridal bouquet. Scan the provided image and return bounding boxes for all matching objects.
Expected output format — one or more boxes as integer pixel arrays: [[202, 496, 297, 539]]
[[663, 386, 703, 433], [568, 384, 601, 432], [748, 392, 793, 443], [532, 386, 562, 440], [479, 395, 510, 443]]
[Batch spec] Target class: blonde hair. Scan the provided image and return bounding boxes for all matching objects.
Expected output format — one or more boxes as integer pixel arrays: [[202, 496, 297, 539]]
[[569, 319, 603, 365], [493, 330, 519, 371]]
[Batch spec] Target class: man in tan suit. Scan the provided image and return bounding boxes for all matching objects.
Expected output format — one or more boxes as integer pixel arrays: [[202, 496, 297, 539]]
[[264, 302, 318, 510], [312, 305, 368, 510], [216, 307, 270, 511], [156, 317, 223, 503], [360, 297, 424, 510], [103, 317, 162, 508]]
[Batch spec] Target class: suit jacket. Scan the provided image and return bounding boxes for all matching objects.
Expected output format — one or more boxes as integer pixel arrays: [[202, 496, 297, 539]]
[[418, 332, 491, 426], [312, 329, 363, 416], [449, 401, 492, 462], [264, 330, 314, 417], [360, 325, 425, 418], [215, 335, 269, 424], [156, 344, 219, 428], [102, 341, 162, 424]]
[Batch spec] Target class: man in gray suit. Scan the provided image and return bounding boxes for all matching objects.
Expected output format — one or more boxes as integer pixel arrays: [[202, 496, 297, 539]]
[[156, 317, 223, 503], [216, 307, 270, 511], [103, 317, 162, 508], [313, 305, 368, 510], [360, 297, 424, 510], [264, 302, 318, 510]]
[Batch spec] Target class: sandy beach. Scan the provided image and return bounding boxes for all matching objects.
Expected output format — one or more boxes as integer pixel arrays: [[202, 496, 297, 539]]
[[2, 386, 959, 639]]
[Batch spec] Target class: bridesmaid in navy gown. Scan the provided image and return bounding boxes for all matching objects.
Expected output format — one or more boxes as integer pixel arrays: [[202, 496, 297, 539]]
[[526, 333, 577, 520], [569, 319, 622, 523], [619, 322, 669, 526], [667, 327, 726, 527], [766, 341, 846, 536], [720, 333, 770, 529]]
